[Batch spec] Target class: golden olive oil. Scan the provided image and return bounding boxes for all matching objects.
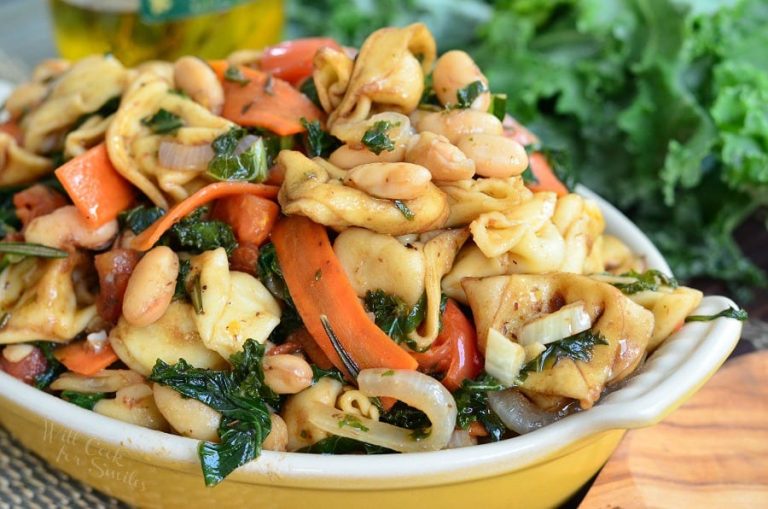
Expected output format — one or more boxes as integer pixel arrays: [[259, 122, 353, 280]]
[[48, 0, 285, 66]]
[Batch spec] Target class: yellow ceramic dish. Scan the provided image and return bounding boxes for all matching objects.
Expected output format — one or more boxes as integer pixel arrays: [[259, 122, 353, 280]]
[[0, 188, 743, 509]]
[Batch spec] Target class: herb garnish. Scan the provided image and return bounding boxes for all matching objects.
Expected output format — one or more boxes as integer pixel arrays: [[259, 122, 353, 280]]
[[0, 242, 68, 259], [223, 65, 250, 85], [518, 330, 608, 381], [60, 391, 106, 410], [364, 290, 426, 349], [393, 200, 414, 220], [361, 121, 397, 154], [207, 128, 268, 182], [141, 108, 183, 134], [300, 118, 341, 158], [455, 80, 487, 109], [149, 339, 278, 486], [612, 269, 679, 295], [685, 306, 748, 323]]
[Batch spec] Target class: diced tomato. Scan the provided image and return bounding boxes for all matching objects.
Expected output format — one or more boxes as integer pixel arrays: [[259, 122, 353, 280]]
[[212, 194, 279, 246], [411, 300, 483, 391], [260, 37, 341, 85], [13, 184, 68, 228], [94, 249, 141, 323], [229, 242, 260, 276], [0, 346, 47, 385], [267, 341, 302, 356]]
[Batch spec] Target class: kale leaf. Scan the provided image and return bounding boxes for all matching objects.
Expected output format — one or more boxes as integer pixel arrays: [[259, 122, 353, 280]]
[[118, 205, 165, 234], [300, 118, 341, 158], [685, 306, 748, 323], [518, 330, 608, 381], [455, 80, 487, 109], [32, 341, 66, 390], [311, 365, 345, 384], [257, 242, 304, 342], [611, 269, 679, 295], [159, 206, 238, 255], [489, 93, 507, 121], [149, 339, 278, 486], [60, 391, 106, 410], [299, 78, 322, 109], [141, 108, 183, 134], [380, 401, 431, 438], [364, 290, 426, 350], [298, 436, 392, 455], [452, 373, 506, 442], [207, 128, 268, 182], [361, 121, 396, 154]]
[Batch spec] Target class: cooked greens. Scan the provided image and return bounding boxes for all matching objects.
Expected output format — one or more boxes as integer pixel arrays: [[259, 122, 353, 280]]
[[141, 108, 183, 134], [149, 339, 278, 487], [518, 330, 608, 381], [685, 306, 748, 323], [361, 120, 396, 154], [207, 128, 268, 182]]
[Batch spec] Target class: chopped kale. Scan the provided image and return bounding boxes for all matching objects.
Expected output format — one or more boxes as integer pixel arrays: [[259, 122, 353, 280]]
[[141, 108, 183, 134], [452, 373, 506, 442], [364, 290, 426, 350], [518, 330, 608, 381], [60, 391, 106, 410], [159, 206, 238, 255], [612, 269, 679, 295], [32, 342, 66, 390], [118, 205, 165, 234], [361, 120, 396, 155], [149, 339, 278, 486], [685, 306, 748, 323], [298, 436, 392, 455], [300, 118, 341, 158], [207, 128, 268, 182], [489, 93, 507, 121], [455, 80, 487, 109]]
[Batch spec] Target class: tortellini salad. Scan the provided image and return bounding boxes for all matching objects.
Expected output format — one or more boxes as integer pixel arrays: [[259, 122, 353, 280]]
[[0, 25, 745, 486]]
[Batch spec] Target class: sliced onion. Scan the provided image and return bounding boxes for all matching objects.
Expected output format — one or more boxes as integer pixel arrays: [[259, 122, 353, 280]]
[[158, 141, 214, 171], [488, 389, 562, 435], [446, 429, 477, 449], [518, 301, 591, 346], [234, 134, 260, 155], [308, 368, 457, 453]]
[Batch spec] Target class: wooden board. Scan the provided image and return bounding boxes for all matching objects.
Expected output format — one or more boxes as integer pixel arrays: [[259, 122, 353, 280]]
[[580, 351, 768, 508]]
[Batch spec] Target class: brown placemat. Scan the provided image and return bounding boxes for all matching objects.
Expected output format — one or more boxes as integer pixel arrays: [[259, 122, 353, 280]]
[[0, 426, 128, 509]]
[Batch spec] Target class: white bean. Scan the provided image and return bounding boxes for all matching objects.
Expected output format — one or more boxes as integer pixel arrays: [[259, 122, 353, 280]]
[[411, 109, 503, 144], [174, 56, 225, 115], [24, 206, 118, 250], [262, 354, 313, 395], [344, 162, 432, 200], [153, 383, 221, 441], [2, 344, 34, 363], [329, 144, 405, 169], [432, 50, 490, 110], [405, 132, 475, 181], [263, 414, 288, 452], [122, 247, 179, 328], [456, 133, 528, 178]]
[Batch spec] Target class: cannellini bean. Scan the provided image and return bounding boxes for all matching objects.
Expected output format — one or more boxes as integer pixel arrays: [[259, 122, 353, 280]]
[[94, 383, 169, 431], [4, 82, 49, 119], [153, 383, 221, 441], [456, 133, 528, 178], [344, 162, 432, 200], [411, 109, 503, 144], [263, 414, 288, 452], [173, 56, 225, 115], [432, 50, 490, 110], [2, 344, 35, 363], [405, 132, 475, 181], [328, 144, 405, 169], [262, 354, 313, 395], [330, 112, 413, 147], [122, 246, 179, 327], [24, 206, 118, 250]]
